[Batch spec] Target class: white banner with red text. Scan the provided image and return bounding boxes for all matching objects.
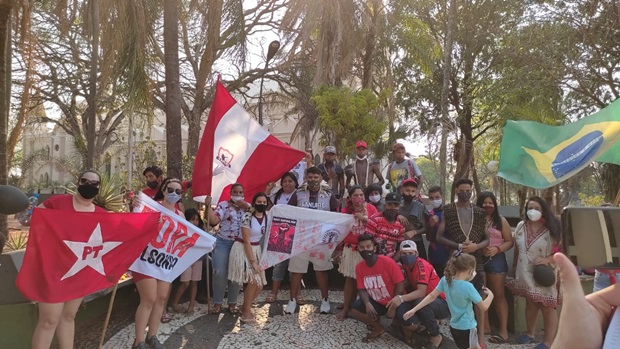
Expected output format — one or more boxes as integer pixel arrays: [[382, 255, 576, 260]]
[[129, 192, 216, 282], [259, 204, 355, 270]]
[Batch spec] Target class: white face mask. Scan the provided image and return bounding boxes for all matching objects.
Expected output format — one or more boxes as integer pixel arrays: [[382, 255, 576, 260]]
[[527, 209, 542, 222], [231, 195, 244, 203], [431, 199, 443, 208], [369, 194, 381, 203]]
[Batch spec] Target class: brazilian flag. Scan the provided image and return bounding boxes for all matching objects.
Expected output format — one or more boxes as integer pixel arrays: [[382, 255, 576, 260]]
[[498, 99, 620, 189]]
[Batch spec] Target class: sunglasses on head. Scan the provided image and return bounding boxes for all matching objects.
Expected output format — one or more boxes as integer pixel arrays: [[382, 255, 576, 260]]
[[166, 188, 182, 194], [79, 178, 100, 186]]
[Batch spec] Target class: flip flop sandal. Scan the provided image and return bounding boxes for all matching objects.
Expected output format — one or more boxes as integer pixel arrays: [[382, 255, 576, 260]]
[[160, 312, 172, 323], [296, 294, 306, 305], [210, 304, 222, 314], [488, 334, 508, 344], [265, 293, 277, 303], [517, 334, 534, 344], [228, 304, 239, 315]]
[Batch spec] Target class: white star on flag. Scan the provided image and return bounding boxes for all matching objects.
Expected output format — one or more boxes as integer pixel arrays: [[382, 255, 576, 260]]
[[61, 223, 122, 281]]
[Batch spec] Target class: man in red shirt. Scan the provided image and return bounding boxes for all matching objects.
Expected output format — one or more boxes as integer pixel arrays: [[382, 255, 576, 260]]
[[365, 192, 406, 258], [140, 166, 191, 199], [392, 240, 449, 348], [350, 234, 404, 342]]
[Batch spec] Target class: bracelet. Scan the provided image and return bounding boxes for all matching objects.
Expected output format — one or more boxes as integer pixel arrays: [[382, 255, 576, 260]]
[[398, 295, 404, 303]]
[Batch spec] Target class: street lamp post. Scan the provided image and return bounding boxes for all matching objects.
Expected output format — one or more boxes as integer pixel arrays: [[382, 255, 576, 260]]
[[258, 40, 280, 126]]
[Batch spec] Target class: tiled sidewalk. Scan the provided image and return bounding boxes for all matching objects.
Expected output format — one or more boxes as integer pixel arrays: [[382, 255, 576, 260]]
[[103, 290, 540, 349]]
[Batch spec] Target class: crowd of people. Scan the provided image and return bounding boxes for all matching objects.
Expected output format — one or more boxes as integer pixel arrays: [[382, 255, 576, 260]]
[[27, 141, 619, 349]]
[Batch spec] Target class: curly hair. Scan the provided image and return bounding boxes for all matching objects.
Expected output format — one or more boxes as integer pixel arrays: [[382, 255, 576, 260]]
[[525, 196, 561, 243], [444, 251, 477, 286]]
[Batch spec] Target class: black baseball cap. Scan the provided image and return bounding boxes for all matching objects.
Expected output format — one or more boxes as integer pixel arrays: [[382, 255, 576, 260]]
[[385, 193, 401, 204]]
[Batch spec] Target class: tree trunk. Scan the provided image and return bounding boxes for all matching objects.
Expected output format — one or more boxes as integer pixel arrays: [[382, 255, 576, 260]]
[[0, 0, 13, 252], [471, 153, 481, 195], [517, 186, 528, 217], [84, 0, 99, 169], [164, 0, 183, 179], [361, 0, 380, 89], [451, 55, 475, 197], [439, 0, 455, 195], [7, 18, 33, 166], [602, 164, 620, 203]]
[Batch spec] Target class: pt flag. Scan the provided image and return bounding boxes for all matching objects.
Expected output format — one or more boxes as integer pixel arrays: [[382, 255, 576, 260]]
[[498, 99, 620, 189], [192, 81, 306, 203], [129, 192, 216, 282], [16, 209, 160, 303], [259, 205, 355, 270]]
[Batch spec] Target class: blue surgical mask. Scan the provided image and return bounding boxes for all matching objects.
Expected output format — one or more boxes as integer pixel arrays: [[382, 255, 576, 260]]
[[166, 192, 181, 204], [400, 254, 418, 267]]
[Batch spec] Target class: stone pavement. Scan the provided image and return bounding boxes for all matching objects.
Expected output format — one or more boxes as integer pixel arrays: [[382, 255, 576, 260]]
[[102, 290, 541, 349]]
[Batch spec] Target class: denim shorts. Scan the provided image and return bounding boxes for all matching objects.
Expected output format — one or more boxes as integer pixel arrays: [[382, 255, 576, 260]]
[[483, 252, 508, 274]]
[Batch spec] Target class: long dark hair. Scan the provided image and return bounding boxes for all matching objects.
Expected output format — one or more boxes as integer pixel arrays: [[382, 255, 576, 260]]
[[525, 196, 561, 243], [273, 172, 299, 203], [476, 191, 502, 229], [184, 208, 205, 230], [154, 177, 182, 201], [345, 185, 364, 214]]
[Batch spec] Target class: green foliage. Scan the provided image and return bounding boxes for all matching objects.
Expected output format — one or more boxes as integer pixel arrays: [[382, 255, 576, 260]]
[[415, 157, 441, 191], [5, 232, 29, 251], [67, 174, 126, 212], [311, 85, 386, 157], [578, 193, 605, 207]]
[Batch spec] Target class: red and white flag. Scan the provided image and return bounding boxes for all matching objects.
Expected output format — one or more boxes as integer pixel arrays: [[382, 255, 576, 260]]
[[129, 192, 216, 282], [16, 209, 160, 303], [192, 81, 306, 203]]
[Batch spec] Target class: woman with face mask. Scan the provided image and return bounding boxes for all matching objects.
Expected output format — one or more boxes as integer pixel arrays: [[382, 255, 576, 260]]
[[334, 186, 378, 321], [227, 192, 269, 323], [203, 183, 250, 315], [476, 192, 514, 344], [132, 178, 184, 349], [30, 170, 105, 349], [364, 183, 385, 213], [507, 196, 562, 349]]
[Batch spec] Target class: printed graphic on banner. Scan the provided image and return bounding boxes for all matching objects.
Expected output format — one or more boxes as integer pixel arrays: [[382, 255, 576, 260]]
[[267, 217, 297, 254], [129, 192, 216, 282], [260, 205, 355, 270]]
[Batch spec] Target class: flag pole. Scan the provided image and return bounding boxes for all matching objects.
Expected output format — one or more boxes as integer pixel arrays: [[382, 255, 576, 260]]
[[206, 255, 211, 313], [98, 280, 120, 349]]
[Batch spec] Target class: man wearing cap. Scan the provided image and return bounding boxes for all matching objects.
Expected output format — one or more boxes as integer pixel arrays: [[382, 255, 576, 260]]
[[345, 141, 385, 190], [317, 146, 345, 200], [391, 240, 449, 348], [400, 178, 429, 261], [387, 142, 423, 193], [365, 192, 407, 258]]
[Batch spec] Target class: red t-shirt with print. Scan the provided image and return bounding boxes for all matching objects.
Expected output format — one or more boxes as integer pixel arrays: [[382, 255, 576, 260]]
[[365, 212, 406, 257], [342, 203, 378, 248], [356, 255, 405, 305], [403, 257, 445, 300], [43, 194, 106, 212]]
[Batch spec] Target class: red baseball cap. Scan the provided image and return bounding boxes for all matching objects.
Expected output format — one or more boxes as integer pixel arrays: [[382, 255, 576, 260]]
[[392, 142, 406, 152], [355, 140, 367, 149], [402, 178, 418, 187]]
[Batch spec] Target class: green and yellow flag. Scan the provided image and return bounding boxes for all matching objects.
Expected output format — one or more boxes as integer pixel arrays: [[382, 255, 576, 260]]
[[498, 99, 620, 189]]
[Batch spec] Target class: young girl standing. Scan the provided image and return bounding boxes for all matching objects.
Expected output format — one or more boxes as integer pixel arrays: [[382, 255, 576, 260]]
[[404, 252, 494, 349]]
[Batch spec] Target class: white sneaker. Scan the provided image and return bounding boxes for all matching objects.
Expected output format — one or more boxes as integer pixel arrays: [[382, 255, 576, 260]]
[[285, 299, 297, 314], [320, 300, 331, 314]]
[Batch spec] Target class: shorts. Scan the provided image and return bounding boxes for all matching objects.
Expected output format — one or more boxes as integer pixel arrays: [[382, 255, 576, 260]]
[[483, 252, 508, 274], [288, 255, 333, 273], [338, 246, 363, 278], [180, 260, 203, 282], [450, 327, 478, 349], [131, 271, 153, 283], [351, 297, 388, 316]]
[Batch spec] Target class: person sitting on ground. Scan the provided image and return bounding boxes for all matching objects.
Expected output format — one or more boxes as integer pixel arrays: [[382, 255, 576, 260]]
[[350, 234, 405, 343], [404, 251, 494, 349], [393, 240, 449, 348], [170, 209, 206, 315]]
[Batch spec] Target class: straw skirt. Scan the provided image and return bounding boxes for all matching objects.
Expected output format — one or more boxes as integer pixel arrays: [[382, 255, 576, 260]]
[[338, 246, 363, 279], [228, 241, 266, 286]]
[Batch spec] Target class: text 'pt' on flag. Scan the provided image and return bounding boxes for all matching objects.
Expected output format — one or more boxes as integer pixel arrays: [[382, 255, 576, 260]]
[[192, 80, 305, 204], [16, 209, 160, 303]]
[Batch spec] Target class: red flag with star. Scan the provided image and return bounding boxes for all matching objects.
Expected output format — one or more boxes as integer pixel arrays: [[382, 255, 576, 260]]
[[16, 209, 160, 303]]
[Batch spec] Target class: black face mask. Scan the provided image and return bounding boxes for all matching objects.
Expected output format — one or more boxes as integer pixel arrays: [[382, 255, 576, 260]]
[[359, 250, 374, 261], [383, 208, 399, 221], [457, 192, 472, 202], [78, 184, 99, 199], [146, 180, 159, 189], [307, 180, 320, 190], [403, 194, 415, 203], [254, 204, 268, 213]]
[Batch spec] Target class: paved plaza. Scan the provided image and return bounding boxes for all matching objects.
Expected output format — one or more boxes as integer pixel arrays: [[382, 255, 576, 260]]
[[96, 290, 539, 349]]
